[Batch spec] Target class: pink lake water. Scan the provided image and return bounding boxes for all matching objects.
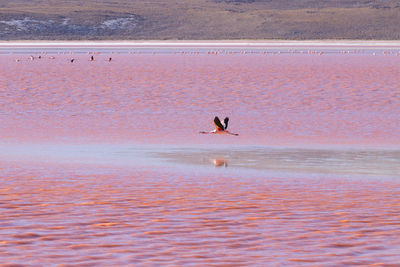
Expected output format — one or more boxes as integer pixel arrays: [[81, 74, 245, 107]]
[[1, 49, 400, 145], [1, 46, 400, 265]]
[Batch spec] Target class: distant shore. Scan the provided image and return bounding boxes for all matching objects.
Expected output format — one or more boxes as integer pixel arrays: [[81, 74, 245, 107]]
[[1, 40, 400, 47]]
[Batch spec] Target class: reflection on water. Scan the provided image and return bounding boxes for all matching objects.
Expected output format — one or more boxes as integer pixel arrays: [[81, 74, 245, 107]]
[[2, 143, 398, 177], [155, 146, 400, 178], [212, 158, 228, 167], [0, 162, 399, 265]]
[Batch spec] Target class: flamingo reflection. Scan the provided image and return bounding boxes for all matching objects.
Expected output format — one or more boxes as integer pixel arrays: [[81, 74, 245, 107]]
[[213, 158, 228, 167]]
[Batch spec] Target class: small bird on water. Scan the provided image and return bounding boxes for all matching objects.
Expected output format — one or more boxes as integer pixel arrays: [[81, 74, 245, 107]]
[[200, 116, 239, 136]]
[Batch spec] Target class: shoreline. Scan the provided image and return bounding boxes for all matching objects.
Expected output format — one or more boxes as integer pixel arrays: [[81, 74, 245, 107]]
[[2, 40, 400, 47]]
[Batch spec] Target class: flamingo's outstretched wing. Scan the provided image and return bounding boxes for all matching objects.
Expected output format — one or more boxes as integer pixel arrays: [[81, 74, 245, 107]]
[[224, 117, 229, 130], [214, 116, 225, 131]]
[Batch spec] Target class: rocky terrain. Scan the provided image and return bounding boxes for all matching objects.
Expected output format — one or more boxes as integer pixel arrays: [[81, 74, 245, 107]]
[[1, 0, 400, 40]]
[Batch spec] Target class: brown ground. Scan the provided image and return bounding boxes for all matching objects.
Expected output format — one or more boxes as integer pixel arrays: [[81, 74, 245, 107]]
[[0, 0, 400, 40]]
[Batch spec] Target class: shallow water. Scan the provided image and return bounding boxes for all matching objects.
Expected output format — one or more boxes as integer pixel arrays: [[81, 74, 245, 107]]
[[1, 160, 400, 265], [1, 47, 400, 265], [1, 49, 399, 146]]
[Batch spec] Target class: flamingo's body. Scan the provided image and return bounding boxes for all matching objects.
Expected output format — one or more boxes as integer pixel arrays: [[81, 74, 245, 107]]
[[200, 116, 239, 136]]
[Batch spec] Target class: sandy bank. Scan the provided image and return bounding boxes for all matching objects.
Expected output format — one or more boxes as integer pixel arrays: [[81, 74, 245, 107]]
[[2, 40, 400, 47]]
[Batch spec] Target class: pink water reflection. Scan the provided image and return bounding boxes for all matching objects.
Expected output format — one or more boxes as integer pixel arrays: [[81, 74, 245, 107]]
[[1, 163, 400, 265], [1, 49, 400, 265]]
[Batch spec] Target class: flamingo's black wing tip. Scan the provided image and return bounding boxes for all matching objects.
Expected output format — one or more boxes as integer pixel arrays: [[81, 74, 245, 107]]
[[224, 117, 229, 130]]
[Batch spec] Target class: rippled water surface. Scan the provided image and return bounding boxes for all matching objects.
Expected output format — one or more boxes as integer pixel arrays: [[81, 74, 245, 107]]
[[1, 161, 400, 265], [1, 48, 400, 145], [1, 46, 400, 265]]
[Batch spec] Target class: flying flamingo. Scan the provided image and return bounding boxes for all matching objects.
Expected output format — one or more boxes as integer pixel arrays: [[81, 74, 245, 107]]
[[200, 116, 239, 136]]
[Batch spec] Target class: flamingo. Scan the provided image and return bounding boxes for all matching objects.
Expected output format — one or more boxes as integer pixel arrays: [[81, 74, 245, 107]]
[[200, 116, 239, 136]]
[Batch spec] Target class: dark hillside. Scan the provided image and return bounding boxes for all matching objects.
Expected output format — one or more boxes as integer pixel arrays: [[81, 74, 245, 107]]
[[0, 0, 399, 40]]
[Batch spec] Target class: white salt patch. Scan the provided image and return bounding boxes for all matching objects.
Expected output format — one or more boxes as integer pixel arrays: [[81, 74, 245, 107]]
[[101, 17, 137, 30]]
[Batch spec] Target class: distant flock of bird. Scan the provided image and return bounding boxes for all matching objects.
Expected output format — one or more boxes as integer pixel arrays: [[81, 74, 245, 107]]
[[17, 54, 113, 63], [13, 49, 400, 63]]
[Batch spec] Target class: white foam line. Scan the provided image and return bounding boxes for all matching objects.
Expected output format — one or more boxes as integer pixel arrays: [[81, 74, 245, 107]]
[[2, 40, 400, 47]]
